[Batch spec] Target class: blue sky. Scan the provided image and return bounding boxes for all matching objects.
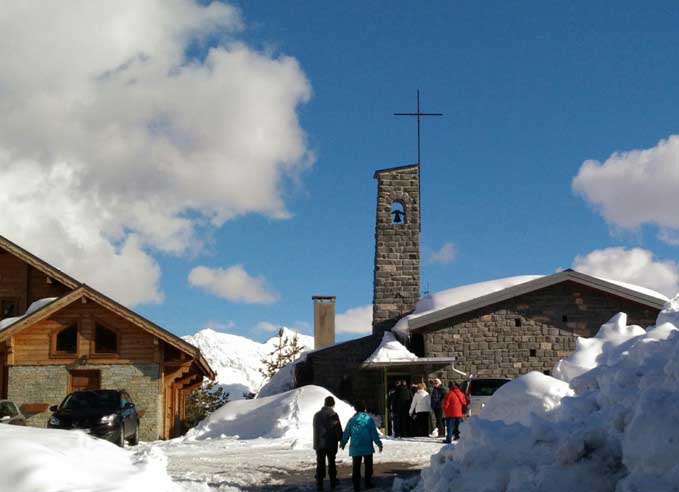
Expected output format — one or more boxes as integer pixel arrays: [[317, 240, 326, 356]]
[[3, 2, 679, 342]]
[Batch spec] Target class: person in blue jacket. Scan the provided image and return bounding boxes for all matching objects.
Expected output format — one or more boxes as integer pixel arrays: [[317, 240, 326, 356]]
[[340, 400, 383, 491]]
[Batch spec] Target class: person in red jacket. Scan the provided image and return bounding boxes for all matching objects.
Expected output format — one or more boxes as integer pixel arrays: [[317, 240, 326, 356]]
[[442, 381, 467, 443]]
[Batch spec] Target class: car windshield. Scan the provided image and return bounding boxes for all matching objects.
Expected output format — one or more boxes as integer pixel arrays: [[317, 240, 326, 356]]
[[60, 391, 119, 412], [0, 402, 18, 418], [466, 379, 510, 396]]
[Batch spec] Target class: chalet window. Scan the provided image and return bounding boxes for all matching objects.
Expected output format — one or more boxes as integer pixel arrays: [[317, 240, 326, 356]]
[[94, 323, 118, 354], [54, 325, 78, 354]]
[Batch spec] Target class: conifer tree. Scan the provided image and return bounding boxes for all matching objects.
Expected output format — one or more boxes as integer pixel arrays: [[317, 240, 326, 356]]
[[183, 380, 230, 430], [259, 327, 304, 381]]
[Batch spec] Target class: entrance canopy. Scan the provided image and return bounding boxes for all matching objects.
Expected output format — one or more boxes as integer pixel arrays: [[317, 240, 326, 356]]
[[361, 357, 456, 370], [359, 331, 456, 371]]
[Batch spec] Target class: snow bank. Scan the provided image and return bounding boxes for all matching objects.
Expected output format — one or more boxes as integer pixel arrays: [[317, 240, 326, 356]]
[[479, 371, 573, 426], [183, 327, 313, 399], [552, 313, 646, 382], [365, 331, 418, 363], [185, 385, 354, 448], [0, 425, 176, 492], [0, 297, 58, 330], [400, 303, 679, 492]]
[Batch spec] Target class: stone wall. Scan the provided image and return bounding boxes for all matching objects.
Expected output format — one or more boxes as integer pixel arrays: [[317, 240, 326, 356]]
[[302, 334, 383, 412], [421, 281, 660, 383], [373, 165, 420, 335], [8, 363, 162, 441]]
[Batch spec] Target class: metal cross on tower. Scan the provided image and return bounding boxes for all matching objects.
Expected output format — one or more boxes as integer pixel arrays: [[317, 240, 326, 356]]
[[394, 89, 443, 165]]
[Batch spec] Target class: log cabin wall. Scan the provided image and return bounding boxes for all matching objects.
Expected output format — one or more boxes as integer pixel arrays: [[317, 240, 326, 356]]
[[7, 301, 163, 440], [0, 250, 71, 315], [0, 342, 7, 399]]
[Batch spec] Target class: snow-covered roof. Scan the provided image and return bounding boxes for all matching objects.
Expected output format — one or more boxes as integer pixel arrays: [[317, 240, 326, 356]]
[[392, 270, 668, 338], [364, 331, 418, 364]]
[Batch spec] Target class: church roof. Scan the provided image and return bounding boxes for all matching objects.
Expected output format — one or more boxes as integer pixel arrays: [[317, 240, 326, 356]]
[[393, 270, 668, 337]]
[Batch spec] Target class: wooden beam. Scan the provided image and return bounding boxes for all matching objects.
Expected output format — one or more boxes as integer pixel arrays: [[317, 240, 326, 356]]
[[7, 337, 15, 366]]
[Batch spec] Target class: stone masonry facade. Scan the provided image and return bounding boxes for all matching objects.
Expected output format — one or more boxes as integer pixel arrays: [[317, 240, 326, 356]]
[[421, 281, 660, 383], [8, 363, 162, 441], [373, 164, 420, 335], [299, 334, 382, 409]]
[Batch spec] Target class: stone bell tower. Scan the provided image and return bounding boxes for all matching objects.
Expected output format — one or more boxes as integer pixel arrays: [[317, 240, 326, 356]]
[[372, 163, 420, 335]]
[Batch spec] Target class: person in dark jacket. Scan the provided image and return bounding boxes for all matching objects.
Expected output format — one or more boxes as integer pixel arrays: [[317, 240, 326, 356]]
[[341, 400, 383, 491], [313, 396, 343, 491], [430, 378, 448, 438], [393, 380, 412, 437]]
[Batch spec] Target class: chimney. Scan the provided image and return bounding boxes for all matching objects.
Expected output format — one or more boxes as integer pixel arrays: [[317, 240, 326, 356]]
[[312, 296, 336, 349]]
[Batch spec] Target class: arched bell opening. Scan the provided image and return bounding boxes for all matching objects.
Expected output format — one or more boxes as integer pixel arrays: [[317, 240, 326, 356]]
[[390, 201, 406, 224]]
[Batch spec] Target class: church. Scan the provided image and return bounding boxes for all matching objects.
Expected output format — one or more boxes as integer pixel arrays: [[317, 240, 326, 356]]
[[296, 162, 666, 421]]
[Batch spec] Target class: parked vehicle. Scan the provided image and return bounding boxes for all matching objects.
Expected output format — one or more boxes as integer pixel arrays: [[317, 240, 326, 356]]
[[46, 389, 140, 447], [0, 400, 26, 425], [460, 378, 511, 416]]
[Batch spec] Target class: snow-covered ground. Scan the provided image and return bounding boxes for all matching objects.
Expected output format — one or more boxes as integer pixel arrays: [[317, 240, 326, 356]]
[[397, 297, 679, 492], [142, 385, 441, 491], [0, 425, 177, 492], [183, 327, 313, 399]]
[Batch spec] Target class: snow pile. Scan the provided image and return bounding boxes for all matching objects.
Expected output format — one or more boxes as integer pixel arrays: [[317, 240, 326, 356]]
[[479, 371, 573, 426], [183, 327, 313, 398], [0, 297, 58, 330], [0, 425, 177, 492], [553, 313, 646, 382], [392, 276, 543, 337], [185, 385, 354, 448], [364, 331, 418, 364], [401, 303, 679, 492]]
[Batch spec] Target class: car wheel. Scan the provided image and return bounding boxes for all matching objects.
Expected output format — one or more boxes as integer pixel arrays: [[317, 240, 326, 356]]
[[128, 422, 139, 446], [118, 424, 126, 448]]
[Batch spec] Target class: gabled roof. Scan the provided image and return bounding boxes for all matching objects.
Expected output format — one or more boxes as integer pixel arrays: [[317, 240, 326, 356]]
[[408, 270, 667, 333], [0, 235, 80, 289], [0, 285, 215, 379]]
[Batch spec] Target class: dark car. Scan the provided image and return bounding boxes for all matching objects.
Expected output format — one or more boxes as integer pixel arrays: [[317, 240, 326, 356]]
[[46, 389, 140, 447], [0, 400, 26, 425]]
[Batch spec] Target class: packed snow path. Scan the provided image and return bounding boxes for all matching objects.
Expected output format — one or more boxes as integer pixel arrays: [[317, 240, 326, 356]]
[[142, 437, 442, 492]]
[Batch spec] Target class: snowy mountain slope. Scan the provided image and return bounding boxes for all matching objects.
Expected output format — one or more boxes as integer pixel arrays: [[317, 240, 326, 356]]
[[183, 327, 313, 399]]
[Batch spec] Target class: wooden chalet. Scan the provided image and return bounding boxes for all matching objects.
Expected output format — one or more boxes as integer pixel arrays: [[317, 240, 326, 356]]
[[0, 235, 215, 440]]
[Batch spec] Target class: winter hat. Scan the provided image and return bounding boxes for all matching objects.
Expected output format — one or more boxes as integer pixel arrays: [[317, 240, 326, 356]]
[[433, 378, 442, 385]]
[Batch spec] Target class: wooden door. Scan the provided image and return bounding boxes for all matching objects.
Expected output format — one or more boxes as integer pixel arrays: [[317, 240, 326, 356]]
[[69, 370, 101, 392]]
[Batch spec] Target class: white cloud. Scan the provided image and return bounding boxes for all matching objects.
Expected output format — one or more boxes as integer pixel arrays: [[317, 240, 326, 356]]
[[255, 321, 280, 333], [188, 265, 279, 304], [203, 320, 237, 332], [429, 242, 457, 264], [572, 136, 679, 244], [0, 1, 312, 305], [335, 305, 373, 334], [572, 247, 679, 297]]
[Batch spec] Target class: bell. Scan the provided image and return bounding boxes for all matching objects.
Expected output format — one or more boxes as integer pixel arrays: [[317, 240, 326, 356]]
[[392, 210, 404, 223]]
